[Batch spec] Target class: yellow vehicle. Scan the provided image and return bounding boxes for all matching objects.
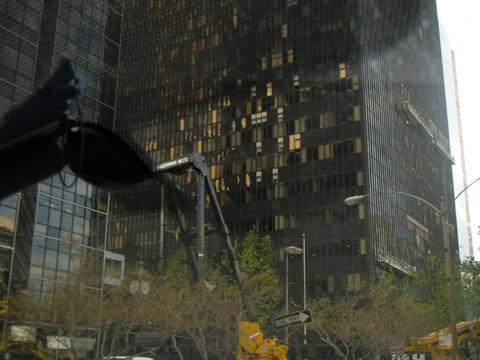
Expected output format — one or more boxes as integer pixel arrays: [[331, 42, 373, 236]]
[[402, 320, 480, 360], [238, 322, 289, 360]]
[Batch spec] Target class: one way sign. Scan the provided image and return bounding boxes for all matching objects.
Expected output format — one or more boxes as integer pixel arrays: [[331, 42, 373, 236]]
[[273, 310, 312, 329]]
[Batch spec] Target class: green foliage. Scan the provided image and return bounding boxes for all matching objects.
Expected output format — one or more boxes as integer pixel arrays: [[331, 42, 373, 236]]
[[309, 283, 453, 360], [380, 254, 451, 326], [164, 231, 282, 328], [414, 254, 448, 303], [460, 259, 480, 319], [415, 254, 472, 322], [165, 245, 231, 290], [220, 230, 282, 327], [379, 253, 477, 330], [165, 247, 194, 284], [234, 230, 277, 276]]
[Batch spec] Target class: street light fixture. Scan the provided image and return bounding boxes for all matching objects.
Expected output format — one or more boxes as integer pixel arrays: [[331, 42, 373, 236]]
[[283, 245, 302, 345], [284, 246, 303, 256], [345, 192, 442, 213], [283, 235, 307, 351], [345, 191, 458, 359], [344, 195, 367, 207], [284, 246, 303, 312]]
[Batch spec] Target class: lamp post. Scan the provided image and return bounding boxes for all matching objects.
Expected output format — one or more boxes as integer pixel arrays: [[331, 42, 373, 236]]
[[284, 245, 303, 345], [302, 233, 307, 350], [345, 191, 459, 359]]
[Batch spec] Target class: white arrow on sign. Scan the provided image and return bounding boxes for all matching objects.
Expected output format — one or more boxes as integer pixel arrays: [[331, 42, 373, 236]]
[[273, 310, 312, 329]]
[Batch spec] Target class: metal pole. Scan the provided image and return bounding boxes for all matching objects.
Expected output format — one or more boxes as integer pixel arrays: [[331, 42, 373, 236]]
[[440, 159, 459, 360], [159, 184, 165, 271], [285, 251, 289, 344], [302, 234, 307, 350], [441, 201, 459, 359], [2, 193, 21, 345], [197, 174, 205, 282], [97, 192, 111, 360]]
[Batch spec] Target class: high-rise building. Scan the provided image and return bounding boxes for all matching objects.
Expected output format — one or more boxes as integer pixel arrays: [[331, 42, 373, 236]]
[[1, 0, 43, 299], [440, 26, 474, 260], [113, 0, 457, 298], [0, 0, 124, 301], [1, 0, 458, 310], [449, 51, 474, 260]]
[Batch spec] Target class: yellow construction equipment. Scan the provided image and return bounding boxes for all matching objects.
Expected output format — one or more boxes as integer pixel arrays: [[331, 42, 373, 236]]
[[402, 320, 480, 360], [0, 297, 55, 359], [0, 298, 7, 315], [0, 341, 52, 360], [238, 321, 288, 360]]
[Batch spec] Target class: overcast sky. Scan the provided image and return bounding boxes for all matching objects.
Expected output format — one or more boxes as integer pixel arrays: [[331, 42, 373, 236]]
[[436, 0, 480, 258]]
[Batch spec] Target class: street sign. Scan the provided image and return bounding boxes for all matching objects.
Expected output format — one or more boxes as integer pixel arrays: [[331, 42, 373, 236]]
[[155, 155, 190, 172], [273, 310, 312, 329]]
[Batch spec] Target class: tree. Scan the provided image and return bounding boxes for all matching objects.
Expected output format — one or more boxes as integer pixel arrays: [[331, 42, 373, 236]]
[[308, 282, 452, 360], [8, 260, 104, 360], [121, 249, 242, 360], [460, 258, 480, 319], [222, 230, 283, 328], [6, 230, 282, 359], [412, 254, 450, 319], [174, 280, 241, 359], [411, 253, 473, 326], [353, 284, 445, 359], [7, 261, 241, 360], [309, 292, 363, 360]]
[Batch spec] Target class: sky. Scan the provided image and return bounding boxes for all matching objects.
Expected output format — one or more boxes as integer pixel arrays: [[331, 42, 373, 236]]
[[436, 0, 480, 258]]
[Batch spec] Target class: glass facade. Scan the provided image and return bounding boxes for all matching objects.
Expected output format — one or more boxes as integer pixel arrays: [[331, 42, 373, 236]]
[[359, 0, 457, 280], [0, 194, 20, 299], [27, 177, 108, 297], [113, 0, 457, 298], [28, 0, 124, 299], [1, 0, 457, 304], [1, 0, 43, 298], [0, 0, 40, 113], [1, 0, 124, 299]]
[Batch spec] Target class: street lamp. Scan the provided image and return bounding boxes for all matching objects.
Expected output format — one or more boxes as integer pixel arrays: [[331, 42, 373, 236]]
[[284, 246, 303, 313], [284, 236, 307, 348], [345, 191, 459, 359], [283, 245, 302, 345]]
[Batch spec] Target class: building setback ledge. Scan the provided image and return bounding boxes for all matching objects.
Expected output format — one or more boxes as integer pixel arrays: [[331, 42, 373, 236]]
[[377, 252, 417, 277], [396, 101, 454, 164]]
